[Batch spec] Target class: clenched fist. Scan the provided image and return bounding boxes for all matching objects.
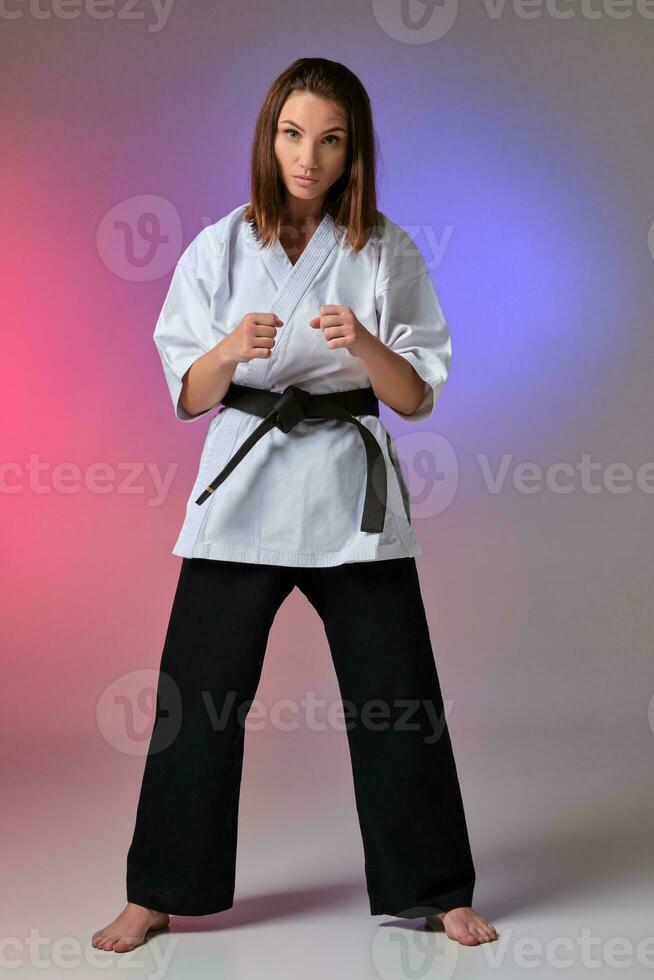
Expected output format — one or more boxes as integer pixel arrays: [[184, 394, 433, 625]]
[[220, 312, 285, 365], [309, 305, 371, 358]]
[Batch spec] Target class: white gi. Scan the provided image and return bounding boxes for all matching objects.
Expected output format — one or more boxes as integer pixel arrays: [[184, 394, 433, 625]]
[[153, 202, 452, 567]]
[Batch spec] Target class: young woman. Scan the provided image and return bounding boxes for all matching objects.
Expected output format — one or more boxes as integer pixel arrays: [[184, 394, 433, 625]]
[[92, 57, 497, 952]]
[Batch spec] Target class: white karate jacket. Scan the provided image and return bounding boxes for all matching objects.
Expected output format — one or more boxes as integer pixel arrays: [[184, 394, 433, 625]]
[[153, 202, 452, 567]]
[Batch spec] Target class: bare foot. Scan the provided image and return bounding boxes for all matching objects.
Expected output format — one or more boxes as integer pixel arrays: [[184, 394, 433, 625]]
[[425, 906, 498, 945], [91, 903, 170, 953]]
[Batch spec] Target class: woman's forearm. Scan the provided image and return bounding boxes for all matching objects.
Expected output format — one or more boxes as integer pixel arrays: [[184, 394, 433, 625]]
[[179, 341, 238, 418], [358, 332, 425, 417]]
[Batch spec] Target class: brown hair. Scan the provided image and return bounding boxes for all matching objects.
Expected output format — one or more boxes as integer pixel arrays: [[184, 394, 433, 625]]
[[242, 57, 382, 254]]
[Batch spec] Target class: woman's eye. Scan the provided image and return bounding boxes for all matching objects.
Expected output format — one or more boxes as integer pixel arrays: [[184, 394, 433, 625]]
[[282, 129, 340, 145]]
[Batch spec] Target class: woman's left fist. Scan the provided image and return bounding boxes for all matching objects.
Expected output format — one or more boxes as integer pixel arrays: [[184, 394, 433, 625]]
[[309, 305, 371, 358]]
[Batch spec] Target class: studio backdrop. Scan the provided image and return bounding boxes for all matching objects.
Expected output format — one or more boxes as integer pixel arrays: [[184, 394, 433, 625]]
[[3, 2, 653, 978]]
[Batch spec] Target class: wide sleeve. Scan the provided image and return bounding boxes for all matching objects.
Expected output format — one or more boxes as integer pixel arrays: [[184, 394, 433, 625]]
[[152, 259, 218, 422], [375, 269, 453, 423]]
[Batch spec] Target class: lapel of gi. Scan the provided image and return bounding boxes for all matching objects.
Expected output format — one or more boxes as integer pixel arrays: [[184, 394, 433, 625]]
[[247, 211, 340, 389], [177, 211, 341, 554]]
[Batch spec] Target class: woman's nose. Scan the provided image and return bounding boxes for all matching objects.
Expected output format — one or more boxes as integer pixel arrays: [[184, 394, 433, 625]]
[[297, 151, 318, 169]]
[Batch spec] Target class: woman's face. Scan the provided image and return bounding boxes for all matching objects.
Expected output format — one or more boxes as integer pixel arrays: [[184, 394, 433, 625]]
[[274, 92, 349, 208]]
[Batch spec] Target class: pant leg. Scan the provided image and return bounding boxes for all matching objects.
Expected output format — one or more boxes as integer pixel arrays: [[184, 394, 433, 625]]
[[296, 556, 476, 918], [126, 557, 295, 915]]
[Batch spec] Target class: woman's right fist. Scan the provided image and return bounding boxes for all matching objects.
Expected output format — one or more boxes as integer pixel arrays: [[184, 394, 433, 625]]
[[219, 312, 284, 364]]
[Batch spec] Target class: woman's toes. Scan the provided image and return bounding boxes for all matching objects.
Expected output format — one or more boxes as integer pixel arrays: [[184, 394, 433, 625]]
[[113, 938, 139, 953]]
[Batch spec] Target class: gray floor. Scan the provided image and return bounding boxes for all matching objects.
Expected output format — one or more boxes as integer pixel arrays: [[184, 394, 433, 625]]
[[5, 721, 652, 980]]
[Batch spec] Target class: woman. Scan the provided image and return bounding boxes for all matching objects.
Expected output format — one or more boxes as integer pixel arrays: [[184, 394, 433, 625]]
[[92, 57, 497, 951]]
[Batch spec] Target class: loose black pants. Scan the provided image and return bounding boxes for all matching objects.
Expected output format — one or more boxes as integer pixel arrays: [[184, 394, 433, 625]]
[[126, 556, 476, 917]]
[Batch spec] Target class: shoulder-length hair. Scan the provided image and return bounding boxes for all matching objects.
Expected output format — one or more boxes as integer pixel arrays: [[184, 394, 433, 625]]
[[242, 57, 382, 255]]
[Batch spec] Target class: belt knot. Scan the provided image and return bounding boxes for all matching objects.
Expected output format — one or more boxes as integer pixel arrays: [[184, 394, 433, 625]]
[[274, 384, 312, 433]]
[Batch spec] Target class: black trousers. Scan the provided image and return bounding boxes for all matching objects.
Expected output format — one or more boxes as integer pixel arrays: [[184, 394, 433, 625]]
[[126, 556, 476, 917]]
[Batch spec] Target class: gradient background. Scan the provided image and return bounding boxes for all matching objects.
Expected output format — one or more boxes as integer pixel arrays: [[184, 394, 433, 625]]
[[3, 2, 654, 977]]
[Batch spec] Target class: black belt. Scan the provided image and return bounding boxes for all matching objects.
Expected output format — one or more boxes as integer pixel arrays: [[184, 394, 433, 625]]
[[195, 382, 387, 533]]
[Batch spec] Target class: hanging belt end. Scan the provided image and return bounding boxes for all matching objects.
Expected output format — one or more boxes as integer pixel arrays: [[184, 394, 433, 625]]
[[195, 486, 214, 505]]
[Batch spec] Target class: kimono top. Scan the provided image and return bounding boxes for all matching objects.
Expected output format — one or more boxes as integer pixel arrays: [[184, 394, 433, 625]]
[[153, 202, 452, 567]]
